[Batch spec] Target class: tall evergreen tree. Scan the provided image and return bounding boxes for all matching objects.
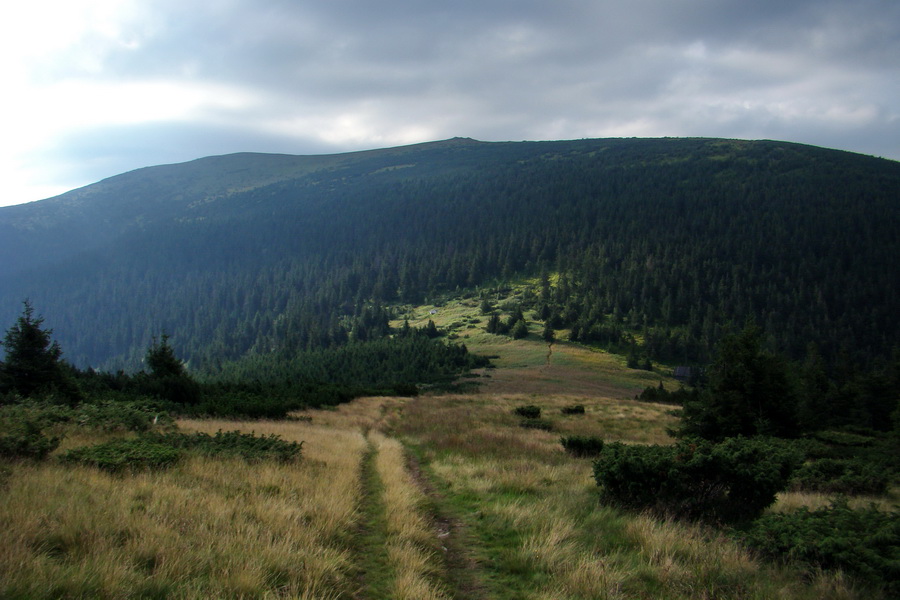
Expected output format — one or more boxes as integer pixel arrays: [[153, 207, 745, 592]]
[[678, 323, 798, 440], [0, 300, 79, 403]]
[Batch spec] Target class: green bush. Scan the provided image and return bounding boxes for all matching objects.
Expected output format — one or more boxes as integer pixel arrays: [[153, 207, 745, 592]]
[[60, 438, 180, 472], [0, 404, 63, 459], [188, 391, 301, 419], [561, 404, 585, 415], [145, 430, 303, 463], [593, 437, 801, 523], [74, 400, 170, 432], [560, 435, 604, 457], [741, 499, 900, 596], [636, 383, 698, 406], [519, 418, 553, 431], [514, 405, 541, 419], [791, 458, 888, 495], [60, 430, 302, 472]]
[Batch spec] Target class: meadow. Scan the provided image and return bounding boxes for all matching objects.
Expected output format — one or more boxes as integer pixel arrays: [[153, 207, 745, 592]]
[[1, 292, 893, 598]]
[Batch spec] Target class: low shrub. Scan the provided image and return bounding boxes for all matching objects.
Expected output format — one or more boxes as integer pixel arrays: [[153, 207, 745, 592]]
[[0, 405, 62, 460], [561, 405, 585, 415], [60, 430, 302, 472], [60, 438, 180, 472], [636, 383, 698, 405], [560, 435, 604, 457], [513, 405, 541, 419], [813, 430, 875, 447], [791, 458, 889, 495], [593, 437, 801, 524], [519, 418, 553, 431], [74, 399, 170, 432], [188, 391, 302, 419], [146, 430, 303, 463], [741, 499, 900, 596]]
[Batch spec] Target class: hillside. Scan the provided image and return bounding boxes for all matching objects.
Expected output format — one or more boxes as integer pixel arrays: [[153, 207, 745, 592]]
[[1, 137, 898, 373]]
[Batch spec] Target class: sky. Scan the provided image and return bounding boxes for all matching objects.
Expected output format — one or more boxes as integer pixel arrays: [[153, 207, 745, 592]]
[[2, 0, 898, 208]]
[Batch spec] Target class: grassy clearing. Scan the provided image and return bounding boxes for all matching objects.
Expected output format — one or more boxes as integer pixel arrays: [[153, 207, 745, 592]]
[[1, 389, 880, 599], [3, 288, 890, 598], [394, 289, 667, 399], [397, 394, 863, 600], [1, 413, 371, 599]]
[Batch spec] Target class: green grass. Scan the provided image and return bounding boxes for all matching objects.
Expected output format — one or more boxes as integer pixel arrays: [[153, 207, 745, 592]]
[[354, 443, 395, 600], [396, 394, 868, 599]]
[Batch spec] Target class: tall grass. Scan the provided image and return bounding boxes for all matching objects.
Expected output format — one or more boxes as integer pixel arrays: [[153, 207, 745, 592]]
[[398, 394, 863, 600], [370, 431, 449, 600], [1, 418, 367, 598]]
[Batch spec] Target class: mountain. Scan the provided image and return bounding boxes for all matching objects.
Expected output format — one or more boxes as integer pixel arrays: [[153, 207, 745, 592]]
[[1, 137, 898, 371]]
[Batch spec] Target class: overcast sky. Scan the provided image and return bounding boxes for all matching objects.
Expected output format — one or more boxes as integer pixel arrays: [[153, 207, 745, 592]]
[[2, 0, 898, 207]]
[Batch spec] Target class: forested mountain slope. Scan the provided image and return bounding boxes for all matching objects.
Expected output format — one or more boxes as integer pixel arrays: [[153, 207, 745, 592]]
[[1, 137, 898, 371]]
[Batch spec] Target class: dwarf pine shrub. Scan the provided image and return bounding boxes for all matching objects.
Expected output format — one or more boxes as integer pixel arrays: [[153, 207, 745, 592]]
[[145, 430, 303, 462], [741, 499, 900, 596], [791, 457, 889, 495], [60, 438, 180, 472], [519, 418, 553, 431], [593, 437, 801, 523], [514, 405, 541, 419], [560, 435, 604, 457], [60, 430, 302, 472]]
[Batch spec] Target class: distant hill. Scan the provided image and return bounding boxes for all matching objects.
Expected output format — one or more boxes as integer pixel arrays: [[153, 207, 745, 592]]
[[1, 137, 898, 371]]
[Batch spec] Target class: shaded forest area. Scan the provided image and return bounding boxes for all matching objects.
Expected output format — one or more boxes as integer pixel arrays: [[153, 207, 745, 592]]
[[1, 137, 898, 381]]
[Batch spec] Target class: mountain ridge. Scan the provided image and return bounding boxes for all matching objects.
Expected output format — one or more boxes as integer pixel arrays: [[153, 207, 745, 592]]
[[2, 136, 898, 371]]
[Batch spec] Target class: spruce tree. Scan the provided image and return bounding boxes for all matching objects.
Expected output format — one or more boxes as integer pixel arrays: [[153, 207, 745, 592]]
[[0, 300, 79, 403], [678, 323, 798, 440]]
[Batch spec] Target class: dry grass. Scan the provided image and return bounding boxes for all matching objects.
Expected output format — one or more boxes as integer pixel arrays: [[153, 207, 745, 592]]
[[370, 431, 449, 600], [772, 490, 900, 513], [399, 393, 864, 600], [1, 411, 375, 599]]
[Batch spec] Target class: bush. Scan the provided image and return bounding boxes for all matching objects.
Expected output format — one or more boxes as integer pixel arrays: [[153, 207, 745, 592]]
[[514, 405, 541, 419], [636, 383, 697, 406], [60, 438, 180, 472], [519, 418, 553, 431], [188, 391, 302, 419], [145, 430, 303, 463], [791, 458, 889, 495], [60, 430, 302, 472], [74, 399, 170, 432], [561, 405, 585, 415], [741, 499, 900, 596], [0, 404, 63, 459], [511, 320, 529, 339], [560, 435, 604, 457], [593, 437, 801, 523]]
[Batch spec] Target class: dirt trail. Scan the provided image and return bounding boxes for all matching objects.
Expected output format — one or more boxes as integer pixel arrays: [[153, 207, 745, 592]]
[[351, 439, 390, 600], [405, 451, 488, 600]]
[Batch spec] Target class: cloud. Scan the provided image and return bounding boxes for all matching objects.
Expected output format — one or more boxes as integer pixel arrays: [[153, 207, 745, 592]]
[[2, 0, 898, 206]]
